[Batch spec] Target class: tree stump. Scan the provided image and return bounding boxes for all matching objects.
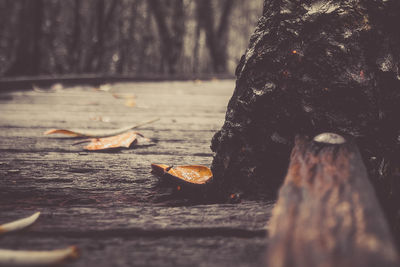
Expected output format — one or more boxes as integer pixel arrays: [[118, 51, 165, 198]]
[[266, 134, 399, 267], [210, 0, 400, 240]]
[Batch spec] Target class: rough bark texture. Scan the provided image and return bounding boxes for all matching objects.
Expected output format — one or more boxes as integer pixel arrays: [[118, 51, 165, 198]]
[[5, 0, 43, 76], [149, 0, 185, 75], [196, 0, 236, 73], [211, 0, 400, 239], [266, 136, 399, 267]]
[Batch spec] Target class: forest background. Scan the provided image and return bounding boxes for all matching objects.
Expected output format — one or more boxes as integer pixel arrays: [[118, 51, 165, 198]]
[[0, 0, 263, 78]]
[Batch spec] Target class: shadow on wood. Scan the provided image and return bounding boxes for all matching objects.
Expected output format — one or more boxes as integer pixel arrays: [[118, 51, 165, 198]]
[[266, 134, 399, 267]]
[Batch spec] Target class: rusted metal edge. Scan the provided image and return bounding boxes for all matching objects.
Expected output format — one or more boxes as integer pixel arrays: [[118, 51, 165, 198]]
[[266, 133, 400, 267]]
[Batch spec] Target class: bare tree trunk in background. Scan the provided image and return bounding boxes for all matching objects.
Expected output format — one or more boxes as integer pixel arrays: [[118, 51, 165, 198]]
[[70, 0, 81, 72], [126, 0, 139, 73], [210, 0, 400, 242], [148, 0, 185, 75], [95, 0, 105, 72], [137, 3, 153, 75], [83, 0, 118, 73], [5, 0, 43, 76], [0, 0, 263, 77], [192, 20, 201, 74], [196, 0, 235, 73], [116, 1, 125, 75]]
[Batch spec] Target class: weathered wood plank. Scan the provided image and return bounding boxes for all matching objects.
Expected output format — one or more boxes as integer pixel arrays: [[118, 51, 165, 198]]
[[0, 235, 266, 267], [0, 136, 213, 154], [266, 135, 399, 267], [0, 204, 272, 233], [0, 80, 272, 266], [0, 74, 235, 92], [0, 120, 224, 132], [0, 150, 214, 208]]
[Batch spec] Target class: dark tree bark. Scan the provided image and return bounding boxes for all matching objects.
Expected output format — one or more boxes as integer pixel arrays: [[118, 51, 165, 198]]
[[196, 0, 236, 73], [148, 0, 185, 75], [211, 0, 400, 240], [192, 16, 201, 74], [116, 0, 137, 74], [266, 135, 399, 267], [69, 0, 81, 72], [83, 0, 118, 72]]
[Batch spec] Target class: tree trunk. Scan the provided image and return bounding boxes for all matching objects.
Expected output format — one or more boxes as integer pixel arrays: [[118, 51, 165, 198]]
[[70, 0, 81, 72], [210, 0, 400, 241], [196, 0, 235, 73], [83, 0, 117, 73], [148, 0, 185, 75], [192, 19, 201, 74], [5, 0, 43, 76]]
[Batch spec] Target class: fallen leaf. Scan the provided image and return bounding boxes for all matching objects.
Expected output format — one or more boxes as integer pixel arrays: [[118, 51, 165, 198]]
[[193, 79, 202, 84], [151, 164, 212, 185], [112, 93, 136, 99], [44, 129, 82, 137], [83, 131, 139, 151], [0, 212, 40, 235], [51, 83, 63, 91], [44, 118, 159, 137], [98, 84, 112, 92], [0, 246, 79, 266], [124, 98, 136, 107]]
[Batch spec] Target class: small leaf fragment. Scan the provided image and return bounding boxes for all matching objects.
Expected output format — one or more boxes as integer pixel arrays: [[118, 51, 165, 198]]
[[51, 83, 63, 91], [124, 98, 136, 107], [43, 129, 81, 137], [0, 212, 40, 235], [112, 93, 136, 99], [0, 246, 79, 266]]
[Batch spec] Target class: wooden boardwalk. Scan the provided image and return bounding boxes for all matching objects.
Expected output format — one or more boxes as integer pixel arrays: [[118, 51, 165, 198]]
[[0, 80, 272, 267]]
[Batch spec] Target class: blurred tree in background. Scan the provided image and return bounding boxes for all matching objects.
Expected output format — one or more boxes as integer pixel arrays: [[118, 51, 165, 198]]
[[0, 0, 263, 77]]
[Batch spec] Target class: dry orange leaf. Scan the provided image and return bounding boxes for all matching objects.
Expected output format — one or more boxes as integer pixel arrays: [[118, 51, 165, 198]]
[[112, 93, 136, 99], [43, 129, 81, 137], [84, 131, 142, 151], [151, 164, 212, 185], [124, 98, 136, 107]]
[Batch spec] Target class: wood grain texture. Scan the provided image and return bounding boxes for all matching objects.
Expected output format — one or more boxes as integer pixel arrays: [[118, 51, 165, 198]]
[[0, 80, 272, 266], [266, 136, 399, 267]]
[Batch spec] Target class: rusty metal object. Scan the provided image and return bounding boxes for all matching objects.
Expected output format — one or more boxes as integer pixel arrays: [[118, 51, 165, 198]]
[[266, 135, 399, 267]]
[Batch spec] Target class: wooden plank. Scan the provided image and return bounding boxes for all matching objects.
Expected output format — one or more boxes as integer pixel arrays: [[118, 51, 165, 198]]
[[0, 204, 272, 233], [0, 81, 230, 131], [266, 135, 399, 267], [0, 80, 273, 266], [0, 235, 266, 267], [0, 74, 235, 92], [0, 152, 213, 209]]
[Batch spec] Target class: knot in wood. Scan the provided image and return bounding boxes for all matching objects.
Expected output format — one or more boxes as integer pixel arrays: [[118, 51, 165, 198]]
[[313, 133, 346, 144]]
